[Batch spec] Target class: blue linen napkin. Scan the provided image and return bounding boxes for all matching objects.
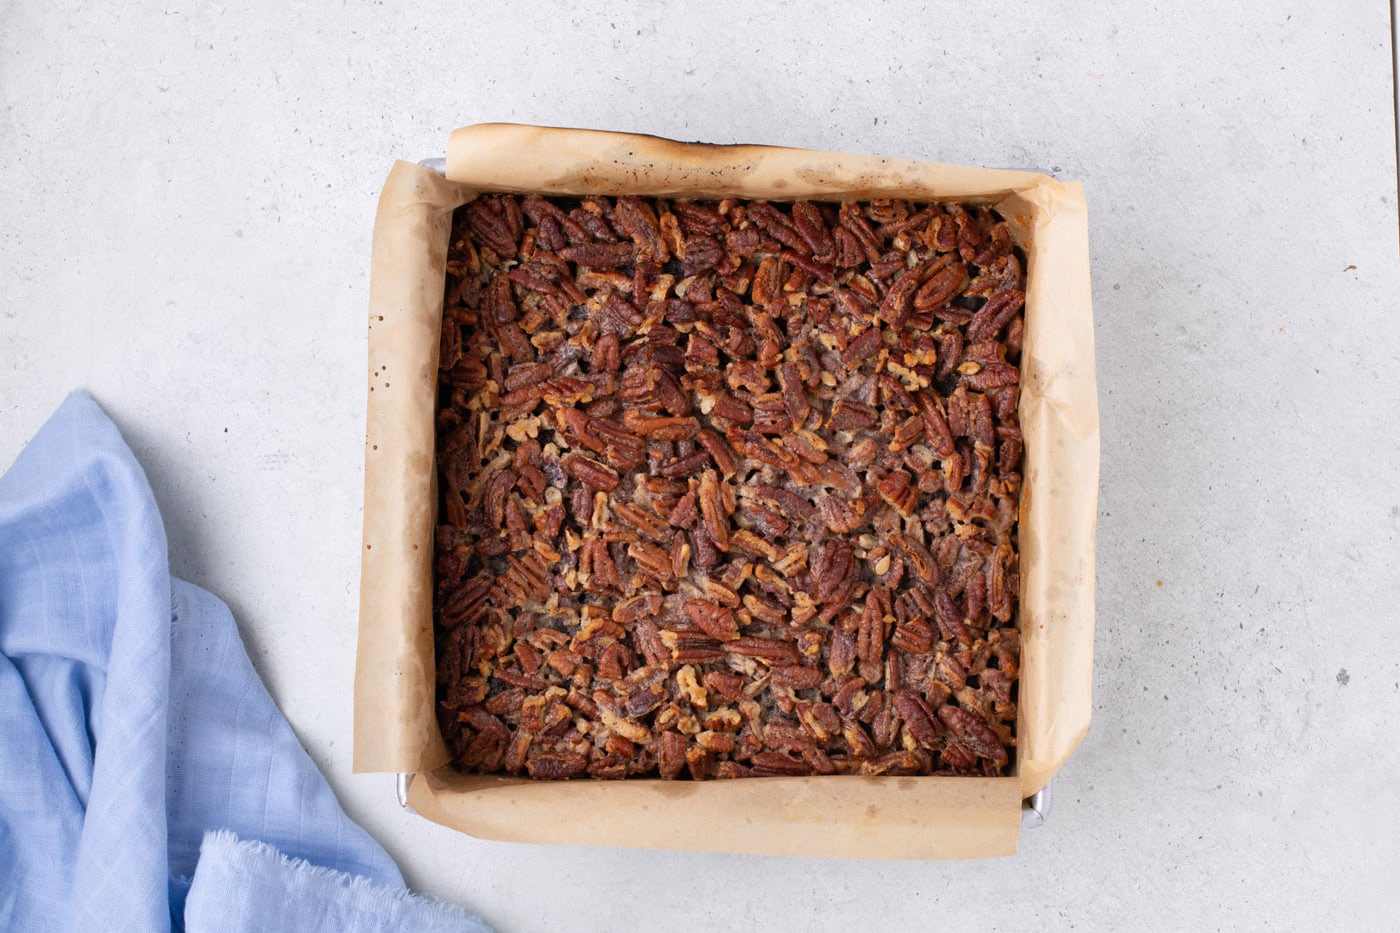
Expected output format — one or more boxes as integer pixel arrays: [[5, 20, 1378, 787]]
[[0, 393, 486, 932]]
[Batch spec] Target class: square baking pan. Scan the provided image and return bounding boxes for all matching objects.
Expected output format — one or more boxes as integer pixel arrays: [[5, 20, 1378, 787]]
[[355, 125, 1096, 858]]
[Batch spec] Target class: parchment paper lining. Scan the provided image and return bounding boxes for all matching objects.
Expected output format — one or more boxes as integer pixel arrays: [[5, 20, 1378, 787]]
[[355, 125, 1097, 859]]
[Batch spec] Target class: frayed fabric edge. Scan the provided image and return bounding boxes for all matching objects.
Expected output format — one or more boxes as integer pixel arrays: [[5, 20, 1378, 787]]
[[189, 830, 489, 932]]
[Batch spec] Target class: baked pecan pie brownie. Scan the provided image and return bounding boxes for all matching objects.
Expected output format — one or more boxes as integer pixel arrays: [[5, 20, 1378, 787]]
[[433, 193, 1024, 780]]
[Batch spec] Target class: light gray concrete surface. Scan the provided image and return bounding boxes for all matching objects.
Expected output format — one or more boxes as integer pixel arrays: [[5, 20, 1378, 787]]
[[3, 1, 1398, 928]]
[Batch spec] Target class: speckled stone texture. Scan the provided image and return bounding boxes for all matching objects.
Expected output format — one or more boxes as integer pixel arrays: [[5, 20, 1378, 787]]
[[2, 2, 1397, 928]]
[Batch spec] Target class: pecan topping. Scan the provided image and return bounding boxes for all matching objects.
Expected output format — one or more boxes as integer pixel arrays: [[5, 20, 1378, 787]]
[[435, 195, 1023, 779]]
